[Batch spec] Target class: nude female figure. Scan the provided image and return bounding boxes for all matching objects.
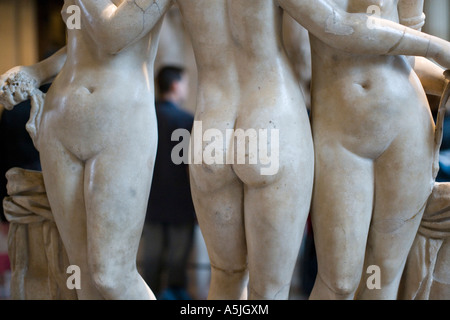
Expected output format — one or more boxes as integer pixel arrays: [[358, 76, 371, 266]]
[[276, 0, 450, 299], [0, 0, 172, 299], [175, 0, 315, 300], [174, 0, 450, 300]]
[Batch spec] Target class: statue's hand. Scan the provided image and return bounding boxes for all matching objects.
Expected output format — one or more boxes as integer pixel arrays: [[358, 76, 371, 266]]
[[0, 66, 39, 110], [445, 70, 450, 81]]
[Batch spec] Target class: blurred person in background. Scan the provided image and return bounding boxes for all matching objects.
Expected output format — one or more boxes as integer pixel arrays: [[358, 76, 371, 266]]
[[143, 66, 196, 300]]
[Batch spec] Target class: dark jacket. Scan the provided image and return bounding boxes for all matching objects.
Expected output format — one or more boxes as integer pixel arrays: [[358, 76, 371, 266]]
[[146, 100, 196, 225]]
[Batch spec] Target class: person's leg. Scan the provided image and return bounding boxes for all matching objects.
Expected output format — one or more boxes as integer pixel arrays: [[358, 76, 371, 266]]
[[231, 92, 314, 300], [83, 145, 156, 299], [243, 175, 311, 300], [189, 163, 248, 300], [309, 145, 375, 300], [357, 131, 433, 300], [166, 223, 195, 298], [142, 223, 165, 294], [39, 139, 103, 299]]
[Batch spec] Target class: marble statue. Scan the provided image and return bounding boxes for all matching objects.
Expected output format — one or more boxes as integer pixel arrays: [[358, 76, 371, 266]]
[[176, 0, 315, 300], [0, 0, 172, 299], [277, 0, 450, 299], [174, 0, 450, 300], [2, 0, 450, 301]]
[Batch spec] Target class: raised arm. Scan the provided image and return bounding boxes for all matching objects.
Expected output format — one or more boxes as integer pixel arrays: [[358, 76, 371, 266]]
[[74, 0, 173, 54], [396, 0, 447, 96], [277, 0, 450, 69], [413, 57, 447, 97], [31, 47, 68, 86]]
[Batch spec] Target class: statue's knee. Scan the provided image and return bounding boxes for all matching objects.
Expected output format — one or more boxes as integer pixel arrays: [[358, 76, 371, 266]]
[[320, 273, 360, 298], [90, 264, 124, 298], [331, 279, 359, 297]]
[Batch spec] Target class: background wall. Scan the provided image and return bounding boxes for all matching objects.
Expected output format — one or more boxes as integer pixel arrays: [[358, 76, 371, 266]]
[[0, 0, 38, 74], [423, 0, 450, 41]]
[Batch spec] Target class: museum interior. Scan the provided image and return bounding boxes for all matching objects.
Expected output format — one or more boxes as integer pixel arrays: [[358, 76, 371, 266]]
[[0, 0, 450, 301]]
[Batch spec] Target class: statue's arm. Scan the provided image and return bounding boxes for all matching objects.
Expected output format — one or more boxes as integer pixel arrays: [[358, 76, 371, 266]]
[[31, 46, 68, 86], [0, 47, 67, 110], [413, 57, 447, 97], [277, 0, 450, 69], [74, 0, 173, 54], [397, 0, 447, 96], [282, 13, 311, 82]]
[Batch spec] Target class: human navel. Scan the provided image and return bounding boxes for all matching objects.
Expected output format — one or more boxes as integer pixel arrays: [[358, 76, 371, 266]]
[[355, 81, 371, 90], [83, 86, 95, 94]]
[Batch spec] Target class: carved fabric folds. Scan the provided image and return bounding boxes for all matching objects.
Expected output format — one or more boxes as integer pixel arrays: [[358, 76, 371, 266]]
[[399, 182, 450, 299], [3, 167, 76, 300]]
